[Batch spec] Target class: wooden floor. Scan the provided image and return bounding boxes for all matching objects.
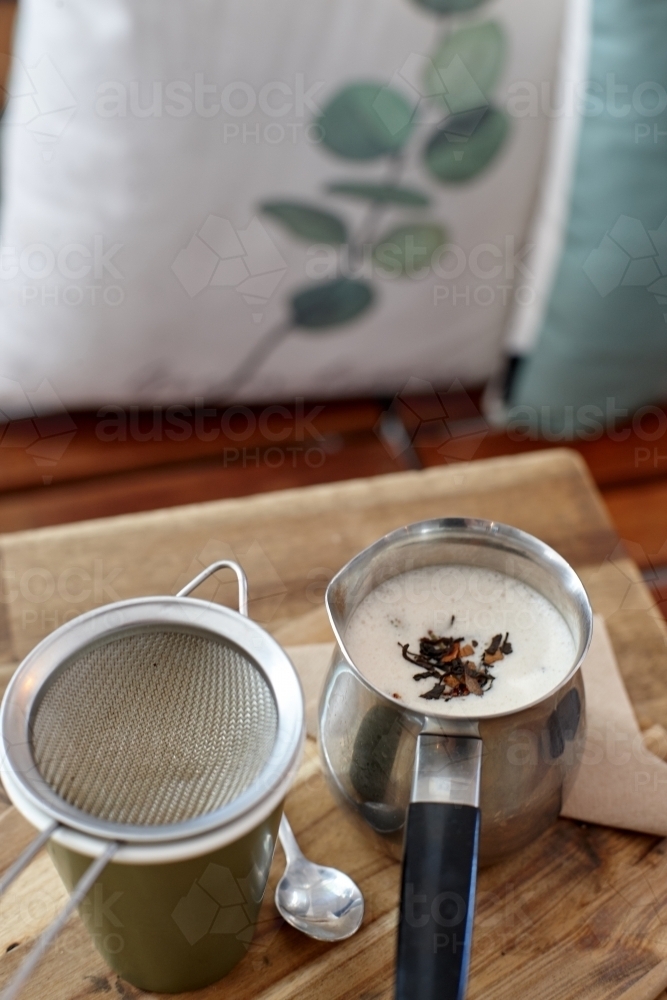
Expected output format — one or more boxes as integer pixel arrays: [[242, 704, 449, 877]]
[[1, 391, 666, 617]]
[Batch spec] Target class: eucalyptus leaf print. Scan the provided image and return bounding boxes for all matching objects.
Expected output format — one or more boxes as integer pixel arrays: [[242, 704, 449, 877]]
[[327, 182, 431, 207], [225, 0, 511, 398], [374, 224, 447, 277], [261, 202, 348, 244], [291, 279, 375, 329], [425, 107, 509, 182], [425, 22, 506, 115], [316, 83, 414, 160], [410, 0, 489, 13]]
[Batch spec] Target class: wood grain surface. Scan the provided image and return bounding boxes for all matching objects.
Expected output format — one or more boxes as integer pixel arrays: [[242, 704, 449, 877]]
[[2, 448, 667, 1000]]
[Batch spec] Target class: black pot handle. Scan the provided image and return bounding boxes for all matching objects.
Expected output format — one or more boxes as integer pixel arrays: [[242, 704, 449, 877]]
[[395, 735, 482, 1000]]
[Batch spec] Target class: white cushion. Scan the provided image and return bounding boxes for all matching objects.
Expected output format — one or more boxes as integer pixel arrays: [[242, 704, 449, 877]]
[[0, 0, 567, 411]]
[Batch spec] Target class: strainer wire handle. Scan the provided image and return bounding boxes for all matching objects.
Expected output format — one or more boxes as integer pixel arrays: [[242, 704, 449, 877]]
[[0, 822, 59, 899], [177, 559, 249, 616], [0, 841, 118, 1000]]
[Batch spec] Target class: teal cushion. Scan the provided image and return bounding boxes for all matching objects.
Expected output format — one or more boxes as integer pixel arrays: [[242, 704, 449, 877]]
[[509, 0, 667, 430]]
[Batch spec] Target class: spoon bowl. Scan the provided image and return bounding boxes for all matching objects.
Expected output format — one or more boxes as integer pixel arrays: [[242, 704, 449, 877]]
[[275, 816, 364, 941]]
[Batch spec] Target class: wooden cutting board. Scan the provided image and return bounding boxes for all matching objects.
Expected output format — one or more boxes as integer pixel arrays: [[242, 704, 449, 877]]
[[1, 449, 667, 1000]]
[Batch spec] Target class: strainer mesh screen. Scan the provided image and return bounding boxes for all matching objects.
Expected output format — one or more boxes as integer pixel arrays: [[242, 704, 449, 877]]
[[30, 629, 278, 828]]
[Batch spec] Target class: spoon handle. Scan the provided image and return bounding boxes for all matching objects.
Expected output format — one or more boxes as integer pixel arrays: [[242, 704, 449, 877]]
[[278, 815, 302, 866]]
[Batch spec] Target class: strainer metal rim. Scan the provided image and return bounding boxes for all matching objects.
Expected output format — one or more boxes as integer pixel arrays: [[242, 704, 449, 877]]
[[0, 597, 304, 845]]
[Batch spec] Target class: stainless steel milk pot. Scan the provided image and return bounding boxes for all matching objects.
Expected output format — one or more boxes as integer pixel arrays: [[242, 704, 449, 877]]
[[318, 519, 592, 1000]]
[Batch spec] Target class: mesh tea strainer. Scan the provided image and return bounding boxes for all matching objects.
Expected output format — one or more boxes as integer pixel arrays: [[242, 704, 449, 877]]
[[0, 560, 304, 999]]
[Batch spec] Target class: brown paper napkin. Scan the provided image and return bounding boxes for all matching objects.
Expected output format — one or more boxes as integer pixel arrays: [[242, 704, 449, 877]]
[[286, 616, 667, 838], [560, 616, 667, 836]]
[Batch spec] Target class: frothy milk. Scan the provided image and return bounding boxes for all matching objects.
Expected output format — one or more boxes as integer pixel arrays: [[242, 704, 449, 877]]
[[344, 564, 576, 716]]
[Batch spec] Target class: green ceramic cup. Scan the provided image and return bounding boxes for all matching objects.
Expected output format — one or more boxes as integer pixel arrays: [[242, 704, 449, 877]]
[[48, 805, 283, 993]]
